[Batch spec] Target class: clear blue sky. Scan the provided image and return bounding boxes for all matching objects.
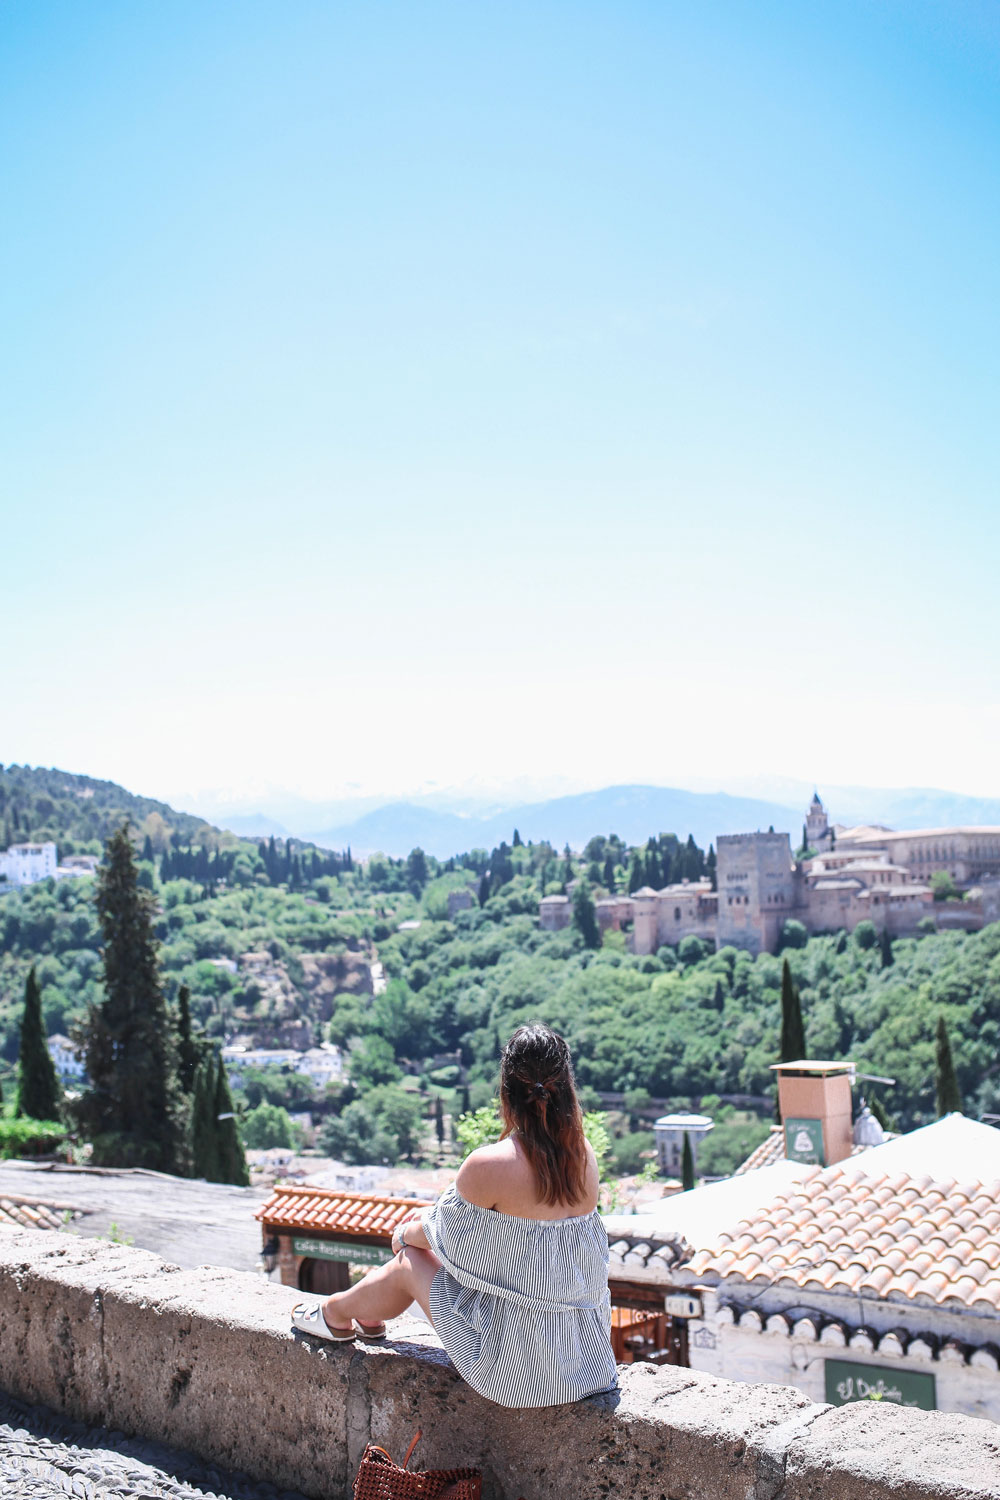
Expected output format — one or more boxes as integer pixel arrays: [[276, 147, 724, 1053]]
[[3, 1, 999, 807]]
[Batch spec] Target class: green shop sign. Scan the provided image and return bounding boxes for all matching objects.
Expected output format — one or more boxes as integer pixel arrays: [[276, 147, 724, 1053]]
[[292, 1237, 393, 1267], [783, 1117, 825, 1165], [825, 1359, 936, 1411]]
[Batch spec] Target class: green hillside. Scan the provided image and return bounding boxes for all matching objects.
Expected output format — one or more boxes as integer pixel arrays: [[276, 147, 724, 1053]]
[[0, 764, 217, 852], [1, 779, 998, 1172]]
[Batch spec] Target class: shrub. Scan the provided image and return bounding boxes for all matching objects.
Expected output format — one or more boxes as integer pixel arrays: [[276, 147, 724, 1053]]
[[853, 921, 877, 950], [0, 1117, 67, 1159], [778, 919, 808, 951]]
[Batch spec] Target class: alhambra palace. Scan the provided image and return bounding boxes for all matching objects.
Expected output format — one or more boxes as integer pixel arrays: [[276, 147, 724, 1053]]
[[539, 793, 1000, 954]]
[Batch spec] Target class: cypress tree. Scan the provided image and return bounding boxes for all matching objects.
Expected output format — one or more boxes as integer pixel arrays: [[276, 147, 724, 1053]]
[[572, 882, 601, 949], [190, 1055, 221, 1180], [706, 844, 717, 891], [18, 966, 61, 1121], [478, 872, 490, 907], [175, 985, 200, 1094], [879, 928, 894, 968], [627, 854, 644, 895], [780, 958, 807, 1063], [602, 854, 616, 893], [681, 1132, 695, 1191], [869, 1093, 891, 1132], [935, 1016, 962, 1117], [214, 1056, 249, 1185], [75, 825, 183, 1171], [434, 1094, 445, 1146]]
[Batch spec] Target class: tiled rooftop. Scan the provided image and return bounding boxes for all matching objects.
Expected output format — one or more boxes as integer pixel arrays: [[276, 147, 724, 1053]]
[[606, 1228, 692, 1283], [0, 1198, 79, 1232], [733, 1127, 786, 1175], [733, 1128, 888, 1176], [684, 1165, 1000, 1313], [257, 1187, 432, 1238]]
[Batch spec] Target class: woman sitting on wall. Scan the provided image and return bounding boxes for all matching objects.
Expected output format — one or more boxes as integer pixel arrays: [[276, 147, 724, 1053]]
[[291, 1023, 618, 1409]]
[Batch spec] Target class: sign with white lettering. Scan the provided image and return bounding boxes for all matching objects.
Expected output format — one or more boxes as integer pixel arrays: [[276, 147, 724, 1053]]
[[824, 1359, 936, 1411], [292, 1238, 393, 1267], [784, 1117, 825, 1165]]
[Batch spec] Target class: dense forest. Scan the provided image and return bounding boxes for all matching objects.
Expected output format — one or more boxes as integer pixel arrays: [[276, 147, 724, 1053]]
[[1, 764, 998, 1176]]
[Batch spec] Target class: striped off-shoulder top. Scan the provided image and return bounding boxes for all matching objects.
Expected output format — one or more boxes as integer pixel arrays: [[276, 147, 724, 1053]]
[[423, 1183, 618, 1409]]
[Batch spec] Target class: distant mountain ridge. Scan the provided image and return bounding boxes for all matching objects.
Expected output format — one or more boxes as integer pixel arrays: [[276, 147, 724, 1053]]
[[7, 763, 1000, 865], [306, 782, 1000, 859], [305, 784, 807, 858]]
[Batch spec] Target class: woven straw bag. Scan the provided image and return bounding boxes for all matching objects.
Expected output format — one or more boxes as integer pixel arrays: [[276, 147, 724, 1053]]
[[353, 1429, 481, 1500]]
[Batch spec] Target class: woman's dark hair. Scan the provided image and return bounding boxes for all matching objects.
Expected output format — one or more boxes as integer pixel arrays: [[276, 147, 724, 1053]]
[[499, 1024, 588, 1207]]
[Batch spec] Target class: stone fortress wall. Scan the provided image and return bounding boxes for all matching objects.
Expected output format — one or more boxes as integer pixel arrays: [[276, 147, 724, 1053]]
[[0, 1227, 997, 1500], [539, 793, 1000, 956]]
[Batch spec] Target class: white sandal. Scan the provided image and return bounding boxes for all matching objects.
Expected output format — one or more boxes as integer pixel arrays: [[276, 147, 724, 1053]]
[[291, 1301, 355, 1342], [290, 1302, 388, 1343]]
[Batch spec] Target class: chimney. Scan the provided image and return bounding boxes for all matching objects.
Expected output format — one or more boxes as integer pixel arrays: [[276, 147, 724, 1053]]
[[770, 1061, 854, 1167]]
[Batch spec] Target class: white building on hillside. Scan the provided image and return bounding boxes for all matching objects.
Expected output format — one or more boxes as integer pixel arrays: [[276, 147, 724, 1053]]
[[47, 1034, 85, 1080], [221, 1043, 342, 1086], [0, 842, 58, 888]]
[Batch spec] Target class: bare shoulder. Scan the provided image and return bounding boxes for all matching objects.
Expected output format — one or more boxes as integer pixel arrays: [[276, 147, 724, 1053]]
[[455, 1141, 518, 1209]]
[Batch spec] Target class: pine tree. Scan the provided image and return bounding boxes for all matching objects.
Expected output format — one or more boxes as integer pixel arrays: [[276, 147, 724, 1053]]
[[18, 966, 61, 1121], [681, 1132, 695, 1191], [572, 882, 601, 949], [74, 825, 183, 1170], [935, 1016, 962, 1117]]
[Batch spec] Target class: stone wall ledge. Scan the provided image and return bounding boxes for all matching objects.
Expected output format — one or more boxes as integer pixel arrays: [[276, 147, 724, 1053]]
[[0, 1226, 997, 1500]]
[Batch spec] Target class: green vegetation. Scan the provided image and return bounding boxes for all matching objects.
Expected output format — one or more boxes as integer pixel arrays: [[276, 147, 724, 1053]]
[[935, 1014, 962, 1116], [681, 1132, 695, 1191], [18, 966, 61, 1121], [0, 1116, 66, 1157], [74, 827, 185, 1170], [2, 764, 999, 1178]]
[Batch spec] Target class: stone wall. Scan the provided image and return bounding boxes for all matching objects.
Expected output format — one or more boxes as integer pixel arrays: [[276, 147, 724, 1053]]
[[0, 1226, 998, 1500]]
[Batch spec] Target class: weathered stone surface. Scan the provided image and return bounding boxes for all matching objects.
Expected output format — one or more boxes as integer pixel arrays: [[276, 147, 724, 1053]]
[[783, 1402, 1000, 1500], [1, 1226, 998, 1500]]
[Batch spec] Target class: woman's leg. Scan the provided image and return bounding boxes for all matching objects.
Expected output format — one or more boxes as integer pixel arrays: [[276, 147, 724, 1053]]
[[321, 1246, 441, 1332]]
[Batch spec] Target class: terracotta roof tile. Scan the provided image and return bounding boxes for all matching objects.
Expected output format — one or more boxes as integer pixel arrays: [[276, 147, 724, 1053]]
[[0, 1198, 81, 1231], [256, 1187, 432, 1239], [686, 1163, 1000, 1314]]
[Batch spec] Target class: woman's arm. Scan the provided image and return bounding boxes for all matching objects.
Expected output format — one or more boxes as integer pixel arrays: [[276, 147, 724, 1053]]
[[391, 1208, 431, 1255]]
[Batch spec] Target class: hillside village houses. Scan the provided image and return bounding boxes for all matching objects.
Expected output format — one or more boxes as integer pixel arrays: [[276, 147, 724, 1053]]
[[0, 841, 100, 889], [540, 792, 1000, 954]]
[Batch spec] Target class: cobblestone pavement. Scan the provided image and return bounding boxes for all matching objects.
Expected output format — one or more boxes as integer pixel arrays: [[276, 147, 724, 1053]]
[[0, 1392, 310, 1500]]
